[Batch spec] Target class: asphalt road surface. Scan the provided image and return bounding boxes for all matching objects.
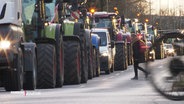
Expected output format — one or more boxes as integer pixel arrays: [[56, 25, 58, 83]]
[[0, 58, 184, 104]]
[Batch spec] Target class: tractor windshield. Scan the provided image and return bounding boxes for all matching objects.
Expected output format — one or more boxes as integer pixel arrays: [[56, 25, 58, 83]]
[[45, 0, 56, 22], [22, 0, 37, 41], [93, 32, 107, 46], [95, 18, 112, 28], [22, 0, 36, 25]]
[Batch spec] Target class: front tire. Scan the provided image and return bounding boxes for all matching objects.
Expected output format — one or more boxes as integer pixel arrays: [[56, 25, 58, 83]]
[[4, 48, 23, 91], [23, 50, 37, 90]]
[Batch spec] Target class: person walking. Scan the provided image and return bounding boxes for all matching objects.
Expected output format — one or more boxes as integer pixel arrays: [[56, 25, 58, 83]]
[[131, 34, 148, 80]]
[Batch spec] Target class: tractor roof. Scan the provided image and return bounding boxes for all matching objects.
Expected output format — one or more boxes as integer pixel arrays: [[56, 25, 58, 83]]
[[94, 12, 116, 18]]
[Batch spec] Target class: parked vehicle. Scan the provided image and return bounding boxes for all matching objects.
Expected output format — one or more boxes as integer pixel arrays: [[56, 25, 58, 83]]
[[0, 0, 64, 91], [164, 44, 175, 56], [91, 33, 101, 77], [92, 28, 114, 74]]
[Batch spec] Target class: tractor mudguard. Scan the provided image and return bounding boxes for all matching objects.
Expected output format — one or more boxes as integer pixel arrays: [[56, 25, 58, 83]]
[[63, 36, 80, 43], [21, 42, 36, 72], [35, 38, 56, 45]]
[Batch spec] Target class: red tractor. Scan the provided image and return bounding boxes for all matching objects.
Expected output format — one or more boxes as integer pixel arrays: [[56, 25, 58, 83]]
[[92, 11, 128, 71]]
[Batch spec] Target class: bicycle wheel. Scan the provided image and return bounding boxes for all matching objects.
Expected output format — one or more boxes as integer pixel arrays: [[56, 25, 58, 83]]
[[146, 31, 184, 101]]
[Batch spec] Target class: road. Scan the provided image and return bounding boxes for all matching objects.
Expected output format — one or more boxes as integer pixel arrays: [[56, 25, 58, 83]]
[[0, 58, 184, 104]]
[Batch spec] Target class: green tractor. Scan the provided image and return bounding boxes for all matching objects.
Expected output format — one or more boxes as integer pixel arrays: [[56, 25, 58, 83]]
[[45, 0, 93, 84], [22, 0, 64, 88]]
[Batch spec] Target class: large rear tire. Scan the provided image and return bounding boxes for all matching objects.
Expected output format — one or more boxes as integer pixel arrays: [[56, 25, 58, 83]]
[[110, 61, 114, 73], [88, 47, 93, 79], [55, 33, 64, 88], [92, 48, 97, 77], [127, 43, 132, 65], [4, 48, 23, 91], [114, 44, 125, 70], [96, 50, 100, 77], [105, 68, 110, 74], [36, 44, 56, 89], [80, 37, 88, 83], [64, 41, 81, 84]]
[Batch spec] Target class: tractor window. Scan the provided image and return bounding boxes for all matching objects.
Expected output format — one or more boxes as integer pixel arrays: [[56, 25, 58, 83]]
[[22, 0, 37, 41], [147, 27, 154, 35], [45, 0, 56, 22], [95, 18, 112, 28], [22, 0, 36, 25], [93, 32, 107, 46]]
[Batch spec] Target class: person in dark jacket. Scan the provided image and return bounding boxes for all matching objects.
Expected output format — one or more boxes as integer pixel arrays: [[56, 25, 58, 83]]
[[131, 34, 148, 80]]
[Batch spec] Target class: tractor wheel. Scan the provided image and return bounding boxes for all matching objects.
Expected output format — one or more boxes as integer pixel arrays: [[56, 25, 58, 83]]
[[124, 45, 128, 70], [88, 47, 93, 79], [36, 44, 56, 89], [124, 56, 128, 70], [110, 61, 114, 73], [23, 52, 37, 90], [127, 44, 132, 65], [92, 48, 97, 77], [55, 33, 64, 88], [4, 48, 23, 91], [96, 50, 100, 77], [114, 44, 125, 70], [80, 39, 88, 83], [64, 41, 81, 84], [105, 68, 110, 74]]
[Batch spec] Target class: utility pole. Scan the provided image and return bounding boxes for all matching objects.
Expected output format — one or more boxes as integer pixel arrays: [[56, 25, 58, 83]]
[[149, 0, 152, 24], [159, 0, 161, 29], [106, 0, 109, 12]]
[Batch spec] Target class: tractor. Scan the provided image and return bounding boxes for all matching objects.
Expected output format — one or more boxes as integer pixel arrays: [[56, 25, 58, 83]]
[[91, 11, 129, 71], [46, 0, 94, 84], [22, 0, 64, 88], [0, 0, 38, 91]]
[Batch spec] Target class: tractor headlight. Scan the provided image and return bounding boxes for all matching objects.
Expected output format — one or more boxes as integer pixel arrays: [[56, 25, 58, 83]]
[[149, 51, 153, 54], [168, 49, 174, 53], [101, 51, 108, 57], [0, 40, 11, 49]]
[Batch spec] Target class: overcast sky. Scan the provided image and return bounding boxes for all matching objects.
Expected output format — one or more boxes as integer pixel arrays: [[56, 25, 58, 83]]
[[151, 0, 183, 15]]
